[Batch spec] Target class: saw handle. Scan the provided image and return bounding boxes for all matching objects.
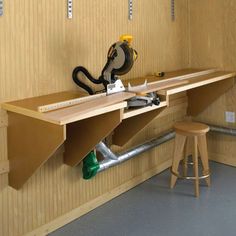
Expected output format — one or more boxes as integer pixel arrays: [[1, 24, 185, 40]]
[[72, 66, 109, 95]]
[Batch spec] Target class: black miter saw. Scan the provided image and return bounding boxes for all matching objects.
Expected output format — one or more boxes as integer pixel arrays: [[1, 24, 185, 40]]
[[72, 35, 137, 95], [72, 35, 160, 107]]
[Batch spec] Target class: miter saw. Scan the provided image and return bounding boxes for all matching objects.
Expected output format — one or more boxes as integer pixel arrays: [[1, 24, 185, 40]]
[[72, 35, 160, 107], [72, 35, 137, 95]]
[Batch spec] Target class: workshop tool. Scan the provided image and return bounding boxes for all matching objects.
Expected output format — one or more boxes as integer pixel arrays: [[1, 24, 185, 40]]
[[126, 93, 160, 108], [153, 72, 165, 77], [72, 35, 138, 95], [127, 81, 160, 108]]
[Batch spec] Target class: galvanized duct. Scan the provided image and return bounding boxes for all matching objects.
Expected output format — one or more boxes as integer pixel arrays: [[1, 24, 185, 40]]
[[209, 124, 236, 136], [96, 142, 118, 160], [98, 131, 175, 173], [96, 124, 236, 174]]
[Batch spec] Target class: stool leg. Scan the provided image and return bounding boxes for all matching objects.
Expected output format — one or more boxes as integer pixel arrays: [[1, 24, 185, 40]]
[[183, 137, 189, 177], [193, 136, 199, 197], [170, 134, 186, 188], [198, 135, 210, 186]]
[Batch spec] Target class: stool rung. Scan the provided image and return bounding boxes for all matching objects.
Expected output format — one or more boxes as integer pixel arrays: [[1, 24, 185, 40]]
[[170, 168, 210, 180]]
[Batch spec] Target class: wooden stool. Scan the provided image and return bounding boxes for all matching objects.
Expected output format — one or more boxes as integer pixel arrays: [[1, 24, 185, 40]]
[[170, 121, 211, 197]]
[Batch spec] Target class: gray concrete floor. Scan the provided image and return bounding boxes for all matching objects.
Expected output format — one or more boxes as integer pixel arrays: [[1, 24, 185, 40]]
[[50, 162, 236, 236]]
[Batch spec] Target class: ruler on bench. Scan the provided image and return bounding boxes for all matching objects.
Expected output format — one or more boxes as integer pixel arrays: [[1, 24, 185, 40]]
[[38, 93, 106, 113]]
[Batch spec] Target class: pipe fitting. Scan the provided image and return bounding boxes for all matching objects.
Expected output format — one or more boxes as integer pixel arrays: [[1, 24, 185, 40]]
[[96, 142, 118, 160]]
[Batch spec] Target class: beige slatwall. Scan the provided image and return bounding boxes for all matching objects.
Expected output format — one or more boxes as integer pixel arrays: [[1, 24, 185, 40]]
[[189, 0, 236, 167], [0, 1, 189, 235]]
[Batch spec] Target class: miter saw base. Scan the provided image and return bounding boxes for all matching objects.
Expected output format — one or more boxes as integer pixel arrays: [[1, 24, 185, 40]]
[[127, 93, 160, 108], [107, 79, 126, 95], [126, 81, 161, 108]]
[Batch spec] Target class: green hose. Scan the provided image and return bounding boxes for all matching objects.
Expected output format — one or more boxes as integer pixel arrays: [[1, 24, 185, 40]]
[[82, 151, 100, 180]]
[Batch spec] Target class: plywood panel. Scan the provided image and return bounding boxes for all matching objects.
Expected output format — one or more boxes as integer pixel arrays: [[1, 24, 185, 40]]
[[64, 109, 122, 166], [0, 0, 189, 235], [7, 112, 65, 189], [189, 0, 236, 167]]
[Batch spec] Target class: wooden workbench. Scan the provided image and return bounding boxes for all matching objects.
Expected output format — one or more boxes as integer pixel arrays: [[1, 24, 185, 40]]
[[2, 68, 235, 189]]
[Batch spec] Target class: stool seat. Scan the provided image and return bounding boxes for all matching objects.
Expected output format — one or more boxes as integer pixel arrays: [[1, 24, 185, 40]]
[[174, 121, 209, 136]]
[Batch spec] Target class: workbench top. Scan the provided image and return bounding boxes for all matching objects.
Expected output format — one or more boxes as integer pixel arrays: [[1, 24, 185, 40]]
[[2, 68, 235, 125]]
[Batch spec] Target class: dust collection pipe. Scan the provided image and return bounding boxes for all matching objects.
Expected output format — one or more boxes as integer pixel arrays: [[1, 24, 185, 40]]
[[96, 124, 236, 174], [95, 142, 118, 160], [208, 124, 236, 136], [82, 124, 236, 179], [98, 131, 175, 173]]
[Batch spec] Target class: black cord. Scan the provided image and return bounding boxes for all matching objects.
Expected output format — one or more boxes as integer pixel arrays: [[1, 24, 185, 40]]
[[72, 66, 109, 95]]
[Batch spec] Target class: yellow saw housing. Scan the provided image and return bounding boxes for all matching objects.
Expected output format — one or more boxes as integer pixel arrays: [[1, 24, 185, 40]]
[[105, 35, 138, 78]]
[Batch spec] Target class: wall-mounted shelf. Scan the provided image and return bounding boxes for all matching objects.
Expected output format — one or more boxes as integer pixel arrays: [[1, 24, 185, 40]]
[[157, 71, 236, 116], [2, 91, 134, 125], [2, 68, 235, 189], [2, 91, 135, 189], [158, 71, 235, 95], [113, 69, 236, 146]]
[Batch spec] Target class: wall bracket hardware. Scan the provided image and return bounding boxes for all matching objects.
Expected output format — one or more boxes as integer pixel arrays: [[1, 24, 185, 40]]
[[0, 0, 3, 16], [171, 0, 175, 21], [67, 0, 73, 19], [128, 0, 133, 20]]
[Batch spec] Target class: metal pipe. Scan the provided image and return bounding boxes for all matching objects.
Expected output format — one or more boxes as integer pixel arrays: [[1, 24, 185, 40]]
[[96, 142, 118, 160], [209, 124, 236, 136], [98, 131, 175, 173], [97, 124, 236, 174]]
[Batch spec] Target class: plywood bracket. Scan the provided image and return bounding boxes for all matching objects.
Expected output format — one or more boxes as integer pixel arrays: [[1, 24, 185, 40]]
[[7, 112, 65, 189], [64, 109, 122, 166], [187, 78, 235, 116], [113, 108, 166, 146]]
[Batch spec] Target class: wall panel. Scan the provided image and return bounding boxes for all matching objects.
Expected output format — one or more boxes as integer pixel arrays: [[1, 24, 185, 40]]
[[189, 0, 236, 166], [0, 1, 189, 235]]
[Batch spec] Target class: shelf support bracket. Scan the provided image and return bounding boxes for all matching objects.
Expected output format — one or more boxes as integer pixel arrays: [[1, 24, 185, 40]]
[[113, 108, 166, 146], [64, 109, 122, 166], [187, 78, 235, 116], [7, 112, 65, 189]]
